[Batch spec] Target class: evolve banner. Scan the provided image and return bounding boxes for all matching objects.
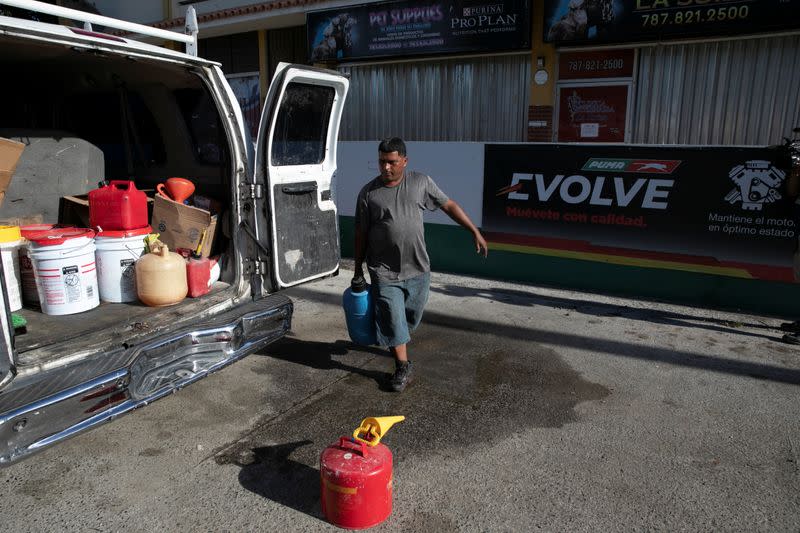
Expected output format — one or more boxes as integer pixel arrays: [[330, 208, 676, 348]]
[[307, 0, 530, 62], [543, 0, 800, 45], [483, 144, 796, 281]]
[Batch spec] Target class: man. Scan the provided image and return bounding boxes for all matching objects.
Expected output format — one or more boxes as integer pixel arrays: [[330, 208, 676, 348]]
[[354, 137, 488, 392]]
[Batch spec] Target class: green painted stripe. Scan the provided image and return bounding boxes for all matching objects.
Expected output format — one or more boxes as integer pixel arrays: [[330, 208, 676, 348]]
[[339, 216, 800, 316]]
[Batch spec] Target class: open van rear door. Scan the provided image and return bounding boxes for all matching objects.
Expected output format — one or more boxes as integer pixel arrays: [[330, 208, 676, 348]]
[[253, 64, 349, 290]]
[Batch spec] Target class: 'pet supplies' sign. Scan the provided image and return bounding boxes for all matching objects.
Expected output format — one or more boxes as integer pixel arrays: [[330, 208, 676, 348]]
[[482, 144, 795, 281]]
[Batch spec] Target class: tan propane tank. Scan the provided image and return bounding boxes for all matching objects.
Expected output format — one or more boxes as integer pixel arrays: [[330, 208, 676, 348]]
[[135, 242, 187, 306]]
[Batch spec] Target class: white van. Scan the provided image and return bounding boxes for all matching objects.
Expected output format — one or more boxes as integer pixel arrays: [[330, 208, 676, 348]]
[[0, 0, 348, 464]]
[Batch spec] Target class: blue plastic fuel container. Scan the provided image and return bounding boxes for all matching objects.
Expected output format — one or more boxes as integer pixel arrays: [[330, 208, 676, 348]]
[[343, 276, 377, 345]]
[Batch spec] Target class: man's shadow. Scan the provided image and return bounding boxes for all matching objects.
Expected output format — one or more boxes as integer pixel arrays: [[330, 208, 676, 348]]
[[232, 440, 323, 518], [229, 339, 399, 515], [262, 336, 396, 391]]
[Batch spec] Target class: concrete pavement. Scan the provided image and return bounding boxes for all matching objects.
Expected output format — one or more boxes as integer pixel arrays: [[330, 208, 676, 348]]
[[1, 265, 798, 531]]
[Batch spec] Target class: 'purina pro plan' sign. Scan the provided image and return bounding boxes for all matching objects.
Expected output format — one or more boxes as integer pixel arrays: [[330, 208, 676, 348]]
[[483, 144, 796, 281]]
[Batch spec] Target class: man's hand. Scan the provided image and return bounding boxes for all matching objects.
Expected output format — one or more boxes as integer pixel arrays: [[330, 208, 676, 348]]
[[473, 230, 489, 257], [441, 200, 489, 258]]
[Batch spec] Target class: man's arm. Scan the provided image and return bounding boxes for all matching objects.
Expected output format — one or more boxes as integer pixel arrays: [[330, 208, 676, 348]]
[[440, 199, 489, 257], [354, 224, 367, 278]]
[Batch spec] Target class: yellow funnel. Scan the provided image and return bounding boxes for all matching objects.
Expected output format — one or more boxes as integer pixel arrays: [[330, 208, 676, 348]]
[[352, 416, 405, 446]]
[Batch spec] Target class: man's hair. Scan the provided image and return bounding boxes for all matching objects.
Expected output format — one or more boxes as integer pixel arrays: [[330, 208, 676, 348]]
[[378, 137, 407, 156]]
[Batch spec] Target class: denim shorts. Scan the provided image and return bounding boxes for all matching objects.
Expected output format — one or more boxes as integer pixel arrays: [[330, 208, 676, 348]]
[[372, 272, 431, 347]]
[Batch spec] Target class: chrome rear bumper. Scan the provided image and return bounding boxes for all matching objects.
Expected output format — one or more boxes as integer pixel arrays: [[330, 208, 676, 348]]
[[0, 295, 292, 465]]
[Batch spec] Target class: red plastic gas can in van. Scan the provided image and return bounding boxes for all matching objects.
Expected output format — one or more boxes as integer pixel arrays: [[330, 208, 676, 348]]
[[88, 180, 148, 231]]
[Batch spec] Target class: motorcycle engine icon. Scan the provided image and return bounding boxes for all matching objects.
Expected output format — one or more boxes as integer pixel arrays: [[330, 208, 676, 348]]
[[724, 160, 786, 211]]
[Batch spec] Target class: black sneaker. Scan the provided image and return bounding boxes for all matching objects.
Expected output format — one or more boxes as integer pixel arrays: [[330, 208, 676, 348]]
[[782, 333, 800, 345], [390, 361, 414, 392]]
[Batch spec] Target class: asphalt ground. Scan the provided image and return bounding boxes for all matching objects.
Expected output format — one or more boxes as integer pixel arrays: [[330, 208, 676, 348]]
[[1, 264, 799, 532]]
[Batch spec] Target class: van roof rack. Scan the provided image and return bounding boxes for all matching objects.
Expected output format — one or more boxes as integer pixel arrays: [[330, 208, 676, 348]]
[[0, 0, 199, 56]]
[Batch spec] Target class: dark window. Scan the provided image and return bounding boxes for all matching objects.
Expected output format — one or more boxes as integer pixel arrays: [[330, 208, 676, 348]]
[[271, 82, 334, 166], [265, 26, 309, 82], [198, 27, 307, 80], [198, 32, 259, 74], [174, 88, 227, 166]]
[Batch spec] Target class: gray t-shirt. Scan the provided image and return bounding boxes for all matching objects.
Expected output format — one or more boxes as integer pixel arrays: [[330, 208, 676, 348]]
[[356, 170, 449, 281]]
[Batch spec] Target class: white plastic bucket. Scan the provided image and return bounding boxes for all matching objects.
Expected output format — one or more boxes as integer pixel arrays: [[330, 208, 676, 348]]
[[20, 224, 64, 307], [95, 228, 149, 303], [0, 229, 23, 311], [29, 229, 99, 316]]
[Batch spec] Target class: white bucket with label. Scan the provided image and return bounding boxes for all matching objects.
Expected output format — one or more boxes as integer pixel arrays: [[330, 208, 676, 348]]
[[28, 228, 99, 316], [0, 226, 23, 311], [95, 226, 151, 303], [20, 224, 66, 307]]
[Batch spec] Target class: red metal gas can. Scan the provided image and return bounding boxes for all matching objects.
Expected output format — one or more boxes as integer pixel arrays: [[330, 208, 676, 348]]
[[88, 180, 148, 231], [320, 437, 393, 529]]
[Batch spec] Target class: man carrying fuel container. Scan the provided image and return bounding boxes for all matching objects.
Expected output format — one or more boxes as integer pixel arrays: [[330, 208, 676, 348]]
[[354, 137, 488, 391]]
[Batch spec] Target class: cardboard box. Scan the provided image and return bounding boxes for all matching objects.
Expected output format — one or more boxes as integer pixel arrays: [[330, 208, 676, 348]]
[[151, 193, 217, 257], [0, 214, 44, 227], [58, 194, 91, 227], [0, 138, 25, 208]]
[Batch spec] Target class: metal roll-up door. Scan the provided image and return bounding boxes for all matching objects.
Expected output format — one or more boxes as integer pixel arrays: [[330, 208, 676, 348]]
[[338, 53, 531, 142], [633, 34, 800, 146]]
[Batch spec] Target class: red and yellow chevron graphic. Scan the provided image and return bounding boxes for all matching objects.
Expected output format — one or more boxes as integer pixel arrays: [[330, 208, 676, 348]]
[[485, 232, 794, 281]]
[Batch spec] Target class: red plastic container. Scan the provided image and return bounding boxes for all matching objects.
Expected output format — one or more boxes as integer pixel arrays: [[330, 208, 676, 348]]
[[186, 256, 210, 298], [320, 437, 393, 529], [88, 180, 148, 231]]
